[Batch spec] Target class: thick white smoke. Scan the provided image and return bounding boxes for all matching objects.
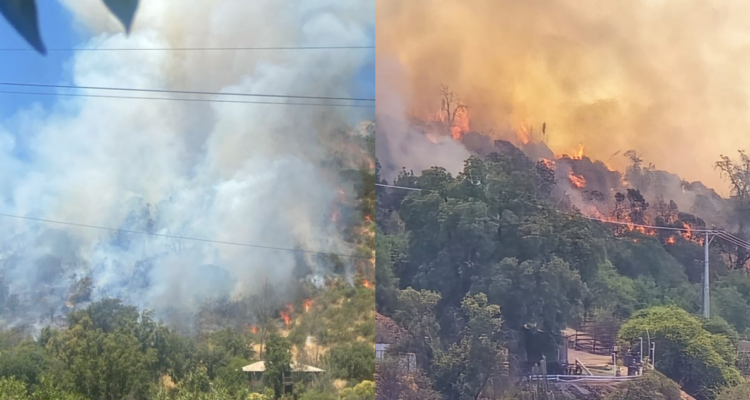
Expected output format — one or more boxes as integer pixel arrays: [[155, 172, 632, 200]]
[[0, 0, 374, 329]]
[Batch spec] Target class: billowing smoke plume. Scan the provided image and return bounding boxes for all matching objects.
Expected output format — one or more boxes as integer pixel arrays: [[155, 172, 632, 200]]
[[376, 0, 750, 192], [0, 0, 374, 330]]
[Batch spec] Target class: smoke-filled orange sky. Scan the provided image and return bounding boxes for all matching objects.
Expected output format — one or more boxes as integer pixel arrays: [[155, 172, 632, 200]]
[[376, 0, 750, 194]]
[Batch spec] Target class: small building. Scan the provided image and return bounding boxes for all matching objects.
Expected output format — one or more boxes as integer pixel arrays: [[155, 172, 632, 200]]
[[375, 313, 416, 372], [242, 361, 325, 392]]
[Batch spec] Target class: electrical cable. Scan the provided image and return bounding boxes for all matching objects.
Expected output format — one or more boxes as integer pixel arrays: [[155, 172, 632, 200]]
[[0, 45, 375, 52], [0, 82, 375, 102], [0, 90, 374, 108], [0, 212, 370, 259]]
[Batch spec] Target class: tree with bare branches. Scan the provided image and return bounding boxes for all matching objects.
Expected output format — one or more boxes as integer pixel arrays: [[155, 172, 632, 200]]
[[716, 151, 750, 270], [438, 84, 468, 128]]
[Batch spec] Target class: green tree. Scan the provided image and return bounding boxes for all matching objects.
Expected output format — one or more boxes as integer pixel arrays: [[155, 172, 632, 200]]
[[716, 382, 750, 400], [619, 306, 742, 400], [325, 342, 375, 382], [264, 334, 292, 398], [432, 293, 506, 400], [0, 377, 28, 400], [341, 380, 375, 400]]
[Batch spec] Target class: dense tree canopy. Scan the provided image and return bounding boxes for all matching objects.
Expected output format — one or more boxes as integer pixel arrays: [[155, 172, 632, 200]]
[[376, 145, 750, 400]]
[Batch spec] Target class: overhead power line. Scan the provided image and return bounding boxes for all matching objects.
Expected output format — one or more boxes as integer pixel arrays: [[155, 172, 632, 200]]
[[0, 82, 375, 103], [375, 183, 422, 191], [0, 213, 369, 260], [0, 45, 375, 52], [0, 90, 374, 108]]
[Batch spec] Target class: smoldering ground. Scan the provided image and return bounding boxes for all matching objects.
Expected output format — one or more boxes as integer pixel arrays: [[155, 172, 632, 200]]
[[0, 0, 374, 331]]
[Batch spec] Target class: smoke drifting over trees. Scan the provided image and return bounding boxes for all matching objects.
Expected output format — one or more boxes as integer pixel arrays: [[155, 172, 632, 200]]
[[0, 0, 374, 330]]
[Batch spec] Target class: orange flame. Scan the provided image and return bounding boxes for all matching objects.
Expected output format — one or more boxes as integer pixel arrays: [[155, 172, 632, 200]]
[[252, 325, 258, 335], [517, 124, 531, 145], [568, 171, 586, 188], [572, 144, 585, 160], [303, 299, 313, 312], [667, 236, 676, 244], [450, 107, 470, 140], [540, 158, 555, 169], [681, 223, 693, 240], [362, 279, 373, 289], [280, 311, 290, 326], [280, 304, 293, 327]]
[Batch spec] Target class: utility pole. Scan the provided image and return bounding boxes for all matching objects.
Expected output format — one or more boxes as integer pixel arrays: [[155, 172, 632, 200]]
[[704, 232, 717, 319], [639, 337, 643, 376]]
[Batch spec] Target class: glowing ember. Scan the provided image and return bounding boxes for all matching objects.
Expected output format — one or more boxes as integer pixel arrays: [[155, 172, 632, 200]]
[[540, 158, 556, 169], [681, 223, 693, 240], [572, 144, 585, 160], [303, 299, 313, 312], [362, 279, 373, 289], [568, 171, 586, 188], [667, 236, 676, 244]]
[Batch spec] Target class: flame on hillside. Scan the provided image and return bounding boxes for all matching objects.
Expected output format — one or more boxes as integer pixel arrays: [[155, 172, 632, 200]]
[[568, 172, 586, 188], [572, 144, 585, 160], [517, 124, 531, 145], [280, 304, 293, 327], [304, 299, 313, 312], [362, 279, 373, 289], [451, 107, 470, 140]]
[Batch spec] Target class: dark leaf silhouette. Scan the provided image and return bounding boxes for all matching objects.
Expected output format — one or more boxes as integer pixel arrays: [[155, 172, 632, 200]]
[[0, 0, 46, 55], [102, 0, 139, 33]]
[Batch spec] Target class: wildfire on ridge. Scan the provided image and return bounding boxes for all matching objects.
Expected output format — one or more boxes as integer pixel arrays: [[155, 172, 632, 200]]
[[568, 171, 586, 188], [303, 299, 313, 312], [362, 279, 373, 289]]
